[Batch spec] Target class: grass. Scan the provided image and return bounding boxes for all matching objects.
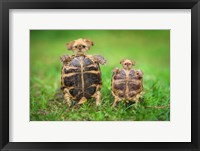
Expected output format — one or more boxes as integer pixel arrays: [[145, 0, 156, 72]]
[[30, 30, 170, 121]]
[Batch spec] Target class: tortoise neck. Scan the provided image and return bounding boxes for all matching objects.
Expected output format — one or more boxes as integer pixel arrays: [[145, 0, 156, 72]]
[[75, 54, 86, 57], [123, 68, 131, 71]]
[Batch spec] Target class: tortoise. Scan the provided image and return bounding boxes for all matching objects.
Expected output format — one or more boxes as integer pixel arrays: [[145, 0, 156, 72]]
[[111, 59, 143, 107], [60, 38, 106, 106]]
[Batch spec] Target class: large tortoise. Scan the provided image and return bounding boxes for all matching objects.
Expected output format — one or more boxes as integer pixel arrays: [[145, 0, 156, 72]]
[[111, 59, 143, 107], [60, 38, 106, 106]]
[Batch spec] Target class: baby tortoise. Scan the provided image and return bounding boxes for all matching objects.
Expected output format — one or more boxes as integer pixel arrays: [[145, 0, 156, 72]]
[[60, 38, 106, 106], [111, 59, 143, 107]]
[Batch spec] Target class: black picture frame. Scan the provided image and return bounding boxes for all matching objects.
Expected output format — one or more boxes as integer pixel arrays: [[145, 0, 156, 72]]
[[0, 0, 199, 151]]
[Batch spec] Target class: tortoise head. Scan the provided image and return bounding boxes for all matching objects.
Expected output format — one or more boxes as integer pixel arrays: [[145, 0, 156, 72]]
[[120, 59, 135, 70], [66, 38, 94, 56]]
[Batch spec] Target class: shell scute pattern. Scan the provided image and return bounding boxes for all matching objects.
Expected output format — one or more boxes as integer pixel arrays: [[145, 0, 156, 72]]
[[70, 58, 81, 67], [62, 56, 101, 101], [113, 69, 142, 98], [84, 57, 93, 66]]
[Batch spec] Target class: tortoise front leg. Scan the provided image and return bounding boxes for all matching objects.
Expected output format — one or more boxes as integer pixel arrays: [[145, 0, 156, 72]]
[[93, 55, 107, 65], [135, 70, 144, 79], [112, 68, 120, 75], [60, 54, 71, 65]]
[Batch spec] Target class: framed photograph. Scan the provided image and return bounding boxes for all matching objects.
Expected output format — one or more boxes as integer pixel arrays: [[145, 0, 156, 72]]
[[0, 0, 199, 151]]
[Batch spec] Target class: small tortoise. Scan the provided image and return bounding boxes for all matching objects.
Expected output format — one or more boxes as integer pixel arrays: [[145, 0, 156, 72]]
[[111, 59, 143, 107], [60, 38, 106, 106]]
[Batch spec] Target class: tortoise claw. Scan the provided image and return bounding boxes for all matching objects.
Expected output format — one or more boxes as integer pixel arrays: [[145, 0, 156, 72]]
[[60, 54, 71, 63], [94, 55, 107, 65], [112, 68, 120, 75]]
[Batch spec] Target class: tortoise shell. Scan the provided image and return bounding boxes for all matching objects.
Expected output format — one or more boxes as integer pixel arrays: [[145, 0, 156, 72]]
[[111, 69, 143, 99], [61, 55, 102, 101]]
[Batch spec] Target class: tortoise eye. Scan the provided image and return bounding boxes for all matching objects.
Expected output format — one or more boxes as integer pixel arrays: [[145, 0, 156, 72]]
[[83, 45, 86, 48]]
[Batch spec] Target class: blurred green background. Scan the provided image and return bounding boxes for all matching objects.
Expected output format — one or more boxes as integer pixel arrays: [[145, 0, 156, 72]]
[[30, 30, 170, 121]]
